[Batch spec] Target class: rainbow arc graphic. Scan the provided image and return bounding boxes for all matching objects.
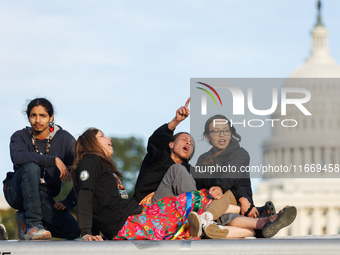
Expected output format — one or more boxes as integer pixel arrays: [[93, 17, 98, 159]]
[[196, 82, 223, 106]]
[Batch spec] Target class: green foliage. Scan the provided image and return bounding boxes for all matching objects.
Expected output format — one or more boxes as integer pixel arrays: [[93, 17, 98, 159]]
[[110, 136, 146, 197], [0, 208, 17, 240], [54, 181, 77, 214]]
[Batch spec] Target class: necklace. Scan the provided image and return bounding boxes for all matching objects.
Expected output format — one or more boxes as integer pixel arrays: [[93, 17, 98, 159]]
[[30, 129, 52, 155]]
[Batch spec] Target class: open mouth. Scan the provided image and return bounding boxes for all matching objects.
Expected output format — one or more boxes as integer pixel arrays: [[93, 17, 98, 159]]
[[183, 146, 189, 153], [219, 139, 226, 145]]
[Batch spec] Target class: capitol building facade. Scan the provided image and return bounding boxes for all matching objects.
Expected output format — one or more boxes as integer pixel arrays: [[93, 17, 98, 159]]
[[254, 4, 340, 236]]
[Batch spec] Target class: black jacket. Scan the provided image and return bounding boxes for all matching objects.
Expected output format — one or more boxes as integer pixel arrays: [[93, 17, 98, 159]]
[[133, 124, 191, 202], [76, 154, 142, 239], [195, 139, 253, 204]]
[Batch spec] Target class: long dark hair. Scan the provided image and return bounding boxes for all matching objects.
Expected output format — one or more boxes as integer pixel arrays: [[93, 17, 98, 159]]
[[203, 114, 241, 142], [71, 128, 122, 193]]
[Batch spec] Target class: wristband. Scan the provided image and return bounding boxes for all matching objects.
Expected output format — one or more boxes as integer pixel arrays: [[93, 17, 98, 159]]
[[244, 204, 254, 217]]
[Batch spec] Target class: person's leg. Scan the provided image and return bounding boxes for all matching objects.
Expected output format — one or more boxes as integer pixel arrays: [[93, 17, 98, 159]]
[[228, 206, 297, 238], [152, 164, 196, 203], [39, 190, 80, 239], [204, 190, 237, 220], [188, 191, 236, 239], [219, 225, 255, 238], [226, 204, 241, 214], [4, 163, 43, 227], [4, 163, 51, 240]]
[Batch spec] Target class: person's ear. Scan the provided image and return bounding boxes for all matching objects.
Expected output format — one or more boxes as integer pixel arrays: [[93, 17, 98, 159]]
[[49, 114, 54, 124], [169, 141, 174, 150], [204, 134, 210, 143]]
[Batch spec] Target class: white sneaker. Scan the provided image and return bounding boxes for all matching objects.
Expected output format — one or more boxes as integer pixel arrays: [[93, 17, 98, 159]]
[[188, 211, 228, 239]]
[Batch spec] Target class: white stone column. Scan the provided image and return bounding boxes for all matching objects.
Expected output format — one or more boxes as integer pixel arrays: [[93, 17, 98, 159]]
[[276, 149, 282, 166], [312, 207, 321, 235], [314, 147, 322, 165], [284, 148, 291, 166], [294, 147, 302, 166], [335, 147, 340, 166], [304, 147, 312, 166], [298, 206, 306, 236], [270, 149, 276, 166], [327, 207, 336, 234], [264, 150, 269, 165], [324, 147, 331, 166]]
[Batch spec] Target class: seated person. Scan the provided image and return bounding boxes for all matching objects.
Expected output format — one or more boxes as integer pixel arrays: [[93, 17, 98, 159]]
[[72, 128, 296, 241], [3, 98, 79, 240]]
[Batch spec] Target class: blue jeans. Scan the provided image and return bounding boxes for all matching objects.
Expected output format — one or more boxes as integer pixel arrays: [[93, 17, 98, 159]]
[[4, 163, 80, 239]]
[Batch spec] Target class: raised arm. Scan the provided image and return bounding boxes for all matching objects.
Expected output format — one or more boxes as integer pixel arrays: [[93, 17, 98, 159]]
[[168, 97, 190, 131]]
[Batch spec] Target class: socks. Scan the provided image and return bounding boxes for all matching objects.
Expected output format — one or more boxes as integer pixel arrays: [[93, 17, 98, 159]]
[[256, 214, 279, 230]]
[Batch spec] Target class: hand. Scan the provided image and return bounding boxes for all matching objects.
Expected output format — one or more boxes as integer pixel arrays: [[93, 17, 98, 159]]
[[239, 197, 259, 218], [54, 201, 66, 211], [55, 157, 71, 183], [247, 207, 259, 218], [175, 97, 190, 122], [239, 197, 251, 216], [82, 234, 103, 241], [209, 186, 223, 200], [168, 97, 190, 130]]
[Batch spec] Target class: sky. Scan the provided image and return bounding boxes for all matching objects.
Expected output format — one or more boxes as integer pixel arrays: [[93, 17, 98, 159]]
[[1, 0, 340, 195]]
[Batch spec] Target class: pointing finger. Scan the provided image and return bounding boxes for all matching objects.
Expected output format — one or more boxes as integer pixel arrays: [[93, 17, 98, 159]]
[[184, 97, 191, 108]]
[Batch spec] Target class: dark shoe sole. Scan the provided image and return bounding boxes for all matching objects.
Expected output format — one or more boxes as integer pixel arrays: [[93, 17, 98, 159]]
[[204, 224, 229, 239], [188, 212, 202, 237], [262, 206, 297, 238]]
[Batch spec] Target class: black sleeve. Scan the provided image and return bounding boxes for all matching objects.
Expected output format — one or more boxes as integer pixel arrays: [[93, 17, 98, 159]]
[[224, 148, 251, 202], [76, 155, 101, 237], [147, 124, 174, 161], [77, 189, 94, 237]]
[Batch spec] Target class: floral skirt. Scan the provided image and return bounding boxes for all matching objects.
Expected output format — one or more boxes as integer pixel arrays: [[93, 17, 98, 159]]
[[114, 189, 211, 240]]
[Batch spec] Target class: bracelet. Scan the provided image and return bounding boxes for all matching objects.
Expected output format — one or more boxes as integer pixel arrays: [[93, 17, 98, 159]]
[[244, 204, 255, 217], [82, 234, 90, 241]]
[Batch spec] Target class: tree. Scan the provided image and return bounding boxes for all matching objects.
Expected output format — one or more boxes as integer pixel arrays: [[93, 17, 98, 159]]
[[110, 136, 146, 197]]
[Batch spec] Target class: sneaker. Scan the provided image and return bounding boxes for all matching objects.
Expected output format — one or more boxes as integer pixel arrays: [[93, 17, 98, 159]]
[[15, 211, 52, 240], [203, 222, 229, 239], [188, 212, 203, 237], [23, 225, 51, 240], [15, 211, 26, 240], [262, 206, 297, 238], [0, 223, 8, 240], [188, 212, 228, 239]]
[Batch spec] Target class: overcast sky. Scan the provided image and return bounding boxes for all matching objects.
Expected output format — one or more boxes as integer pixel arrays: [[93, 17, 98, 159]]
[[1, 0, 340, 195]]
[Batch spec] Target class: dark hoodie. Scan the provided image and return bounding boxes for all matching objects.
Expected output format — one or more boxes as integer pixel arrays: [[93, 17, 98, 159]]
[[3, 125, 76, 206], [195, 139, 253, 204]]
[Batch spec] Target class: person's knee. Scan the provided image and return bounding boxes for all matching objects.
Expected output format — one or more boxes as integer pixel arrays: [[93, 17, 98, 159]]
[[167, 164, 188, 177], [20, 163, 41, 178]]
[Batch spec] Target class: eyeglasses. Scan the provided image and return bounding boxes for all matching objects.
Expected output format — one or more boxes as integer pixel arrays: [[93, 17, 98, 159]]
[[209, 130, 231, 137]]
